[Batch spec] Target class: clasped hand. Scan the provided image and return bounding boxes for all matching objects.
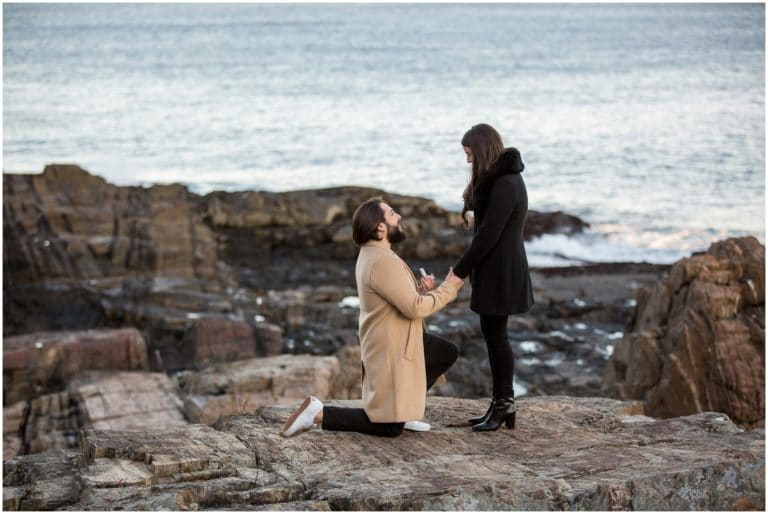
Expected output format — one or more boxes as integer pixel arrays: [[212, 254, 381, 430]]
[[418, 267, 464, 294]]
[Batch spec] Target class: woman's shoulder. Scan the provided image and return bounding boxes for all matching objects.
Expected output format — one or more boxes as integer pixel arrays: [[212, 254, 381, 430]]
[[490, 172, 524, 191]]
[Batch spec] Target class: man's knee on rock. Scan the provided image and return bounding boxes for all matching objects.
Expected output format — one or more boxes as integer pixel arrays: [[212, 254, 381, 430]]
[[387, 425, 405, 438]]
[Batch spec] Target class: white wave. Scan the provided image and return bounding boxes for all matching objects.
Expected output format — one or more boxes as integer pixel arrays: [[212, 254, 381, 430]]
[[525, 226, 737, 267]]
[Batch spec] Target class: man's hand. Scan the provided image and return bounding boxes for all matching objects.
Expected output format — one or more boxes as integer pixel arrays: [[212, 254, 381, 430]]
[[418, 274, 437, 295]]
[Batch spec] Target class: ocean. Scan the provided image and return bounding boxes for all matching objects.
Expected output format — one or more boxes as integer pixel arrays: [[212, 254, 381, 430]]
[[3, 3, 765, 266]]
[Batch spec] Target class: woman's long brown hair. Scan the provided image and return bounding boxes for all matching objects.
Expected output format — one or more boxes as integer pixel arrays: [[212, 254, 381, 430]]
[[460, 123, 505, 225]]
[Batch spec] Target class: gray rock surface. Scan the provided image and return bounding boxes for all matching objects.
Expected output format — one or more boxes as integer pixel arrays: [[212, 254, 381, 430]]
[[3, 396, 763, 511], [4, 371, 187, 458], [69, 371, 187, 431], [177, 354, 342, 425]]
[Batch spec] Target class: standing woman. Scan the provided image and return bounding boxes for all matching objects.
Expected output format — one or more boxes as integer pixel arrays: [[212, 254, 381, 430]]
[[452, 123, 534, 432]]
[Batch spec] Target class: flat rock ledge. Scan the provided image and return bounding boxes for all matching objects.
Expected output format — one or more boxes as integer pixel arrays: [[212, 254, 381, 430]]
[[3, 396, 764, 511]]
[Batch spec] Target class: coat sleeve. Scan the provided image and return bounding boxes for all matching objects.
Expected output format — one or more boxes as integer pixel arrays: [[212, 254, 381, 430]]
[[453, 177, 517, 279], [369, 255, 458, 320]]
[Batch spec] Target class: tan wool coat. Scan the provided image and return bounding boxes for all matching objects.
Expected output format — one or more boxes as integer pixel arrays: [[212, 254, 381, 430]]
[[355, 244, 459, 422]]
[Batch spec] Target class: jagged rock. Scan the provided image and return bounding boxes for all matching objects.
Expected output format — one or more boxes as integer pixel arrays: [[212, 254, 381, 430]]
[[69, 371, 186, 430], [603, 237, 765, 428], [3, 328, 149, 405], [247, 285, 359, 357], [2, 166, 608, 411], [3, 165, 219, 283], [3, 402, 27, 460], [8, 371, 187, 458], [100, 277, 237, 371], [182, 319, 258, 368], [3, 449, 81, 510], [4, 394, 76, 459], [524, 210, 589, 240], [4, 166, 590, 336], [331, 345, 362, 400], [253, 321, 284, 357], [2, 396, 763, 511], [177, 354, 340, 425], [21, 392, 80, 455]]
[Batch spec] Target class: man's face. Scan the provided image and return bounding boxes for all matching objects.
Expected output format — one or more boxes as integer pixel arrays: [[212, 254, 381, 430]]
[[380, 203, 406, 244]]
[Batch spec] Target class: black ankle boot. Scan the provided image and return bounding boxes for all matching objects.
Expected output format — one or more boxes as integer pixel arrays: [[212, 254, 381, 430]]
[[468, 398, 496, 425], [471, 398, 516, 431]]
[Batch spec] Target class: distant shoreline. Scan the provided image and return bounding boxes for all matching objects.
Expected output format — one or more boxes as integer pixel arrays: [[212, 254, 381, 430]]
[[5, 164, 763, 268]]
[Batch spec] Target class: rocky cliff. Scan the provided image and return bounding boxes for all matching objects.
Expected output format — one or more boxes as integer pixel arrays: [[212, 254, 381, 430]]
[[3, 165, 588, 367], [5, 164, 764, 504], [3, 396, 763, 511], [603, 237, 765, 428]]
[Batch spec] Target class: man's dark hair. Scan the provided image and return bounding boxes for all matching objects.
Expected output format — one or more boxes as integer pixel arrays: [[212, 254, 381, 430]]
[[352, 198, 385, 246]]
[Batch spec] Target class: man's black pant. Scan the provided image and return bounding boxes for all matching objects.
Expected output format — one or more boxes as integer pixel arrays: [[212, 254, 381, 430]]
[[322, 331, 459, 437]]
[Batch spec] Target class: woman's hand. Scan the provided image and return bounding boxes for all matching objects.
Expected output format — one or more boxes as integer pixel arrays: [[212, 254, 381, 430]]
[[444, 267, 465, 289]]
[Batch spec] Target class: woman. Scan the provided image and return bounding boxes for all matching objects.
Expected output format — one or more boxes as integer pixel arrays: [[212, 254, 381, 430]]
[[452, 123, 534, 432]]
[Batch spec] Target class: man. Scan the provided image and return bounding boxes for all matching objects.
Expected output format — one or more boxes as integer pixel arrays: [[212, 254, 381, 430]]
[[282, 198, 465, 437]]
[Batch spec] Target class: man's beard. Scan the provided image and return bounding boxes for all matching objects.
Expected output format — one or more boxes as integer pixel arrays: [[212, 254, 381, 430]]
[[386, 223, 406, 244]]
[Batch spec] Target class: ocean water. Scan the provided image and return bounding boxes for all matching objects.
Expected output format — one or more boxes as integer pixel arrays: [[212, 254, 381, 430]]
[[3, 3, 765, 266]]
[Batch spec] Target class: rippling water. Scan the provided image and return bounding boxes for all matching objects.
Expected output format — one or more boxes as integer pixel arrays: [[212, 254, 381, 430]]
[[3, 3, 765, 265]]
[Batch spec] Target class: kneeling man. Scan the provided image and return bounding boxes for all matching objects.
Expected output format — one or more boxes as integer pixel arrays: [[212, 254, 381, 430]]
[[282, 197, 464, 437]]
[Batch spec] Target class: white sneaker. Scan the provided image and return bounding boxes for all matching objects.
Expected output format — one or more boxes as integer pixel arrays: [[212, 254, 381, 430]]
[[282, 396, 323, 437], [404, 420, 431, 432]]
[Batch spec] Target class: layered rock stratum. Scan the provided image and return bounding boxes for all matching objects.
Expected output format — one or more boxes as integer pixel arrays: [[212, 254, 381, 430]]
[[3, 397, 763, 511]]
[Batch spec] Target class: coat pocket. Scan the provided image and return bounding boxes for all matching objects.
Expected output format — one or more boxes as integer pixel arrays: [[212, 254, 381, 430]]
[[403, 321, 415, 361]]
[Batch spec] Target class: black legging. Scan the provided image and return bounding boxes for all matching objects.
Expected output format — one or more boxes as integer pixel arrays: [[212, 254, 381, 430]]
[[480, 314, 514, 400], [322, 332, 459, 437]]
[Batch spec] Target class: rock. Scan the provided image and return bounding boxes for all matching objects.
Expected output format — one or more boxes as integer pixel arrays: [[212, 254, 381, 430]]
[[3, 402, 27, 459], [3, 328, 149, 405], [3, 165, 230, 361], [3, 449, 81, 510], [3, 166, 601, 391], [9, 371, 187, 457], [331, 345, 362, 400], [4, 167, 592, 336], [22, 392, 80, 455], [546, 297, 602, 318], [3, 396, 763, 511], [182, 319, 258, 368], [69, 371, 187, 430], [524, 210, 590, 240], [99, 277, 237, 371], [255, 285, 359, 356], [427, 264, 661, 400], [3, 165, 219, 283], [253, 321, 284, 357], [603, 237, 765, 428], [2, 424, 259, 511], [178, 355, 340, 425]]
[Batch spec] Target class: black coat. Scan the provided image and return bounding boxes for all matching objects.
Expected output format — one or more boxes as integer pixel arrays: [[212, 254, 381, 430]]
[[453, 148, 534, 316]]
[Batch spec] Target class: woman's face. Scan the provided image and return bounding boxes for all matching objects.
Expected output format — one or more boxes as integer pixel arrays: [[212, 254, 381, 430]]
[[463, 146, 473, 164]]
